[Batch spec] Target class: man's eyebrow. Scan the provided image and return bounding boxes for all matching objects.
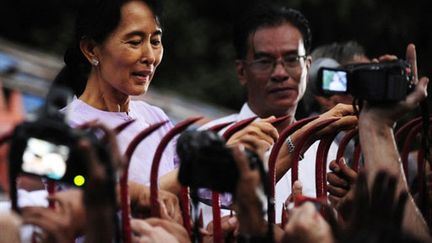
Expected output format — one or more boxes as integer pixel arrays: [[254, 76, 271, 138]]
[[253, 50, 299, 58], [253, 52, 274, 58], [283, 50, 300, 55]]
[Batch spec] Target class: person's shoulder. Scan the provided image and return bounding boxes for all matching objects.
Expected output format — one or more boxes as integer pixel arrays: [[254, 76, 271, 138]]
[[61, 98, 93, 126], [62, 98, 113, 126], [199, 113, 239, 130], [62, 97, 94, 116], [130, 99, 170, 121]]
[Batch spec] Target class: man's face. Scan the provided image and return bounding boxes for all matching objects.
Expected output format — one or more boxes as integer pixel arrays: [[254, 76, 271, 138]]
[[236, 23, 310, 118]]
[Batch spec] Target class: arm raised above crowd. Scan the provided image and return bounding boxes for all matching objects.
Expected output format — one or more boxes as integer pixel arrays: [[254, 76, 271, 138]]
[[358, 44, 430, 241]]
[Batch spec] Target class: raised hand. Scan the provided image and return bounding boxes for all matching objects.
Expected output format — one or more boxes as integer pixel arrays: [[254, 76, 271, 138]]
[[326, 158, 357, 221]]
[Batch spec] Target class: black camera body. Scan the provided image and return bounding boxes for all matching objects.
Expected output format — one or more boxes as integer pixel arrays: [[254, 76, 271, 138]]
[[8, 87, 110, 188], [9, 119, 91, 187], [177, 130, 261, 193], [318, 59, 414, 101]]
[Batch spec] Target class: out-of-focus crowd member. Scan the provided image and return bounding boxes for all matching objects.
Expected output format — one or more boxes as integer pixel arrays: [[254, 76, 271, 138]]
[[0, 85, 23, 195], [301, 40, 370, 117], [0, 211, 22, 243], [340, 171, 423, 243], [17, 123, 189, 243], [301, 41, 370, 165]]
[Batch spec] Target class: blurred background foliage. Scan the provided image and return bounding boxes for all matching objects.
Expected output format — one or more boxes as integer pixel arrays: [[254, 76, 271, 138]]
[[0, 0, 431, 113]]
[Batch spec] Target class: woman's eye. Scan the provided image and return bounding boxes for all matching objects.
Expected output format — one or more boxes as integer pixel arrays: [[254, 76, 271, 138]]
[[128, 40, 142, 46], [151, 39, 162, 46]]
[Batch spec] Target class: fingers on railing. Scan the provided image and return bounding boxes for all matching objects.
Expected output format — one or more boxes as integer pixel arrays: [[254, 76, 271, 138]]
[[336, 128, 360, 172], [316, 132, 339, 199], [291, 118, 339, 185], [120, 120, 169, 243], [150, 117, 203, 218], [209, 116, 257, 243], [180, 186, 193, 237], [273, 117, 361, 223], [267, 116, 318, 224]]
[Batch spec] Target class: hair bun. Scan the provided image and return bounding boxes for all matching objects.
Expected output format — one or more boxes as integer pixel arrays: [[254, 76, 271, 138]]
[[64, 46, 83, 67]]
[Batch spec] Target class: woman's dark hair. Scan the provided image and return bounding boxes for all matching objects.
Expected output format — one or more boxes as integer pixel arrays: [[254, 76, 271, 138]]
[[52, 0, 163, 96], [233, 4, 312, 59]]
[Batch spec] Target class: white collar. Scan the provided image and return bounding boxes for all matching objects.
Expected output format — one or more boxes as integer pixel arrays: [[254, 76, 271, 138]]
[[237, 103, 257, 121]]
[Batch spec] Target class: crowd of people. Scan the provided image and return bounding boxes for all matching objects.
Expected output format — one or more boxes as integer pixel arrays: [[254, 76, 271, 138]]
[[0, 0, 431, 243]]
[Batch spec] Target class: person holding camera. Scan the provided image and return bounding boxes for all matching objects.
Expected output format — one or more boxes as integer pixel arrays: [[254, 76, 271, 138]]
[[356, 44, 430, 241], [301, 40, 370, 117], [326, 44, 431, 241], [16, 123, 188, 243], [299, 41, 371, 169]]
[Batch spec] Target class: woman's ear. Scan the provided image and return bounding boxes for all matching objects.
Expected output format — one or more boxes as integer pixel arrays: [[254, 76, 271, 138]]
[[80, 38, 99, 66], [235, 60, 248, 86]]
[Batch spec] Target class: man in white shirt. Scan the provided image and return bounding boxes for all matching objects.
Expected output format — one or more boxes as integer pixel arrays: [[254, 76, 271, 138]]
[[198, 5, 344, 225]]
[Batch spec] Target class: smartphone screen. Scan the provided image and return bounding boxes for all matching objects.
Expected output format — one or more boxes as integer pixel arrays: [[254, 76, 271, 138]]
[[22, 137, 69, 180]]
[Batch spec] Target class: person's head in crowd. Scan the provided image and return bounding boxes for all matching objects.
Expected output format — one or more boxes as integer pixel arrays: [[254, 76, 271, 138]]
[[311, 41, 370, 65], [302, 41, 370, 116], [233, 4, 312, 119], [339, 171, 426, 243], [53, 0, 163, 108]]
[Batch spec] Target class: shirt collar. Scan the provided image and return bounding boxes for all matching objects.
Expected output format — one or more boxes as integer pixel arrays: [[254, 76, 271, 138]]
[[237, 103, 258, 121]]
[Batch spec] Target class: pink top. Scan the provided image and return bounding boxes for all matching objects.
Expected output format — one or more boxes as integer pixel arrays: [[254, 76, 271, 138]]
[[64, 98, 176, 185]]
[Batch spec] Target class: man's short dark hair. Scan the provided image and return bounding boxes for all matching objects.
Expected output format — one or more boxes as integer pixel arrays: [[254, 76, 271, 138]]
[[233, 4, 312, 59]]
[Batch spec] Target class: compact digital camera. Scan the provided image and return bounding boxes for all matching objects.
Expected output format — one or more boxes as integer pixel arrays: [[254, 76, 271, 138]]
[[8, 86, 113, 188], [318, 59, 414, 101], [176, 130, 262, 193]]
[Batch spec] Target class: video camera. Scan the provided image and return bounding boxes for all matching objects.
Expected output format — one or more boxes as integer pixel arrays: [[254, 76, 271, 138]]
[[317, 59, 414, 101], [177, 130, 263, 193]]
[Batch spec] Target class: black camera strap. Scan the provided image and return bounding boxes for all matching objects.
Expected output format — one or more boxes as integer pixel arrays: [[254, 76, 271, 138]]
[[189, 188, 202, 243]]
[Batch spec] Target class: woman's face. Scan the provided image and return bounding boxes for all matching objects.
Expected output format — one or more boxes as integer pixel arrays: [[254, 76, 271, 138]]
[[94, 0, 163, 97]]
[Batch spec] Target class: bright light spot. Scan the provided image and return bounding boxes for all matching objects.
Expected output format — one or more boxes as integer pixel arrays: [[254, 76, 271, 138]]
[[74, 175, 85, 187]]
